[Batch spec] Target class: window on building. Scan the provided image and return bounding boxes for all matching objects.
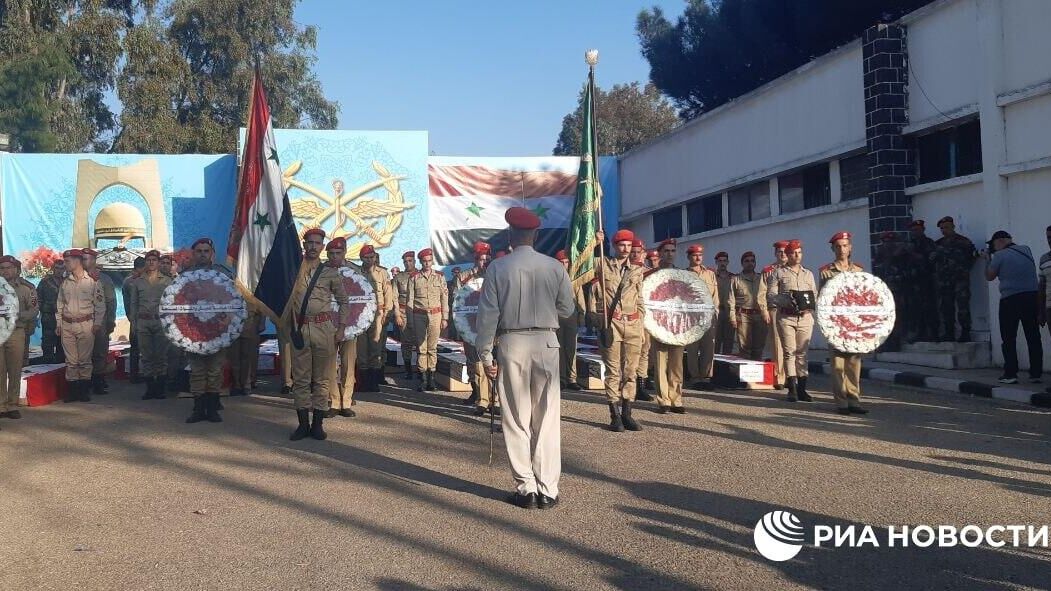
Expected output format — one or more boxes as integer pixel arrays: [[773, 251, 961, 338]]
[[652, 207, 683, 242], [915, 119, 982, 184], [779, 162, 831, 214], [686, 194, 723, 234], [728, 182, 770, 225], [839, 153, 870, 201]]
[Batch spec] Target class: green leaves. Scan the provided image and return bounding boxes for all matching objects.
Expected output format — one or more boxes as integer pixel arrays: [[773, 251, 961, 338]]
[[553, 81, 678, 157]]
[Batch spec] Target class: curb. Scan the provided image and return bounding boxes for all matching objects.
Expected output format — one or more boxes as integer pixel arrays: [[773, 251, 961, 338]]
[[807, 361, 1051, 409]]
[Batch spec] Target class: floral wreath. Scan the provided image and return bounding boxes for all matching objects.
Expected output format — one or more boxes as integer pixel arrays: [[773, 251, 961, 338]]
[[817, 271, 896, 354], [641, 269, 715, 346], [159, 269, 247, 355], [452, 277, 484, 347], [0, 278, 20, 346], [331, 266, 377, 341]]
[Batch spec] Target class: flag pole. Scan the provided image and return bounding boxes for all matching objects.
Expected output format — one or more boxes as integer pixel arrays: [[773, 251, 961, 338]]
[[585, 49, 609, 318]]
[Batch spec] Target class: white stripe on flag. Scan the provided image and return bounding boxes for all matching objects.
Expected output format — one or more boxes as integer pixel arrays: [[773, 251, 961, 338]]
[[430, 195, 574, 231], [236, 120, 285, 293]]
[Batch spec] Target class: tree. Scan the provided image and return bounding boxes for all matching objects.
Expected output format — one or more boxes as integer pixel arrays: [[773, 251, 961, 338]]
[[637, 0, 934, 120], [554, 82, 679, 156]]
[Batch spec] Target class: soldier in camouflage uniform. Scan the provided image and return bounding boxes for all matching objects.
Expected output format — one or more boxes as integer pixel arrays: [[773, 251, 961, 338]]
[[904, 220, 938, 342], [932, 216, 978, 342], [37, 260, 65, 363], [874, 231, 908, 351]]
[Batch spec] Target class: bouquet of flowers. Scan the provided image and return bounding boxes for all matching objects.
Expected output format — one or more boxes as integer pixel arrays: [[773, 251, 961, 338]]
[[20, 246, 62, 279], [159, 269, 247, 355]]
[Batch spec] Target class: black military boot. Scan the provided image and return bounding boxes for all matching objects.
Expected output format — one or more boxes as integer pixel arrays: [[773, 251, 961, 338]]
[[310, 409, 327, 440], [645, 376, 656, 391], [373, 368, 385, 391], [100, 375, 110, 394], [90, 375, 105, 396], [635, 378, 654, 401], [155, 376, 167, 399], [785, 377, 798, 402], [63, 381, 78, 403], [142, 377, 155, 400], [206, 393, 223, 423], [290, 409, 311, 440], [403, 362, 414, 379], [416, 371, 426, 392], [797, 377, 812, 402], [462, 382, 480, 405], [425, 371, 435, 392], [607, 402, 625, 432], [621, 399, 642, 431], [185, 396, 207, 423], [78, 380, 92, 402]]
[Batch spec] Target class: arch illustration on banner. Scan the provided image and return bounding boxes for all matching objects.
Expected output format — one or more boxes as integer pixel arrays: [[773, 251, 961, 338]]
[[71, 159, 171, 251]]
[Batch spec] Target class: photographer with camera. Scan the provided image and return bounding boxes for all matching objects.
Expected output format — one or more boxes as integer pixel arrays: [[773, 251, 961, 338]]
[[984, 230, 1042, 384]]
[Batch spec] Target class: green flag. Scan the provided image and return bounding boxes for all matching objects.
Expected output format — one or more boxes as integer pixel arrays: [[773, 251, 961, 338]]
[[567, 69, 602, 290]]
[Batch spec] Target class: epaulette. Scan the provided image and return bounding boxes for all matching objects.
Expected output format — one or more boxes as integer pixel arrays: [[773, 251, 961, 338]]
[[410, 271, 421, 279], [820, 263, 833, 271], [761, 264, 776, 274]]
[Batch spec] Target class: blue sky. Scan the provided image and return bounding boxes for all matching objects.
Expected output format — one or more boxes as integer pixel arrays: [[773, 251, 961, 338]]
[[296, 0, 685, 156]]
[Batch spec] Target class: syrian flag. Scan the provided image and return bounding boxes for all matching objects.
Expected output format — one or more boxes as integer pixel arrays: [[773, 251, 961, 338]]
[[226, 75, 302, 319], [428, 157, 579, 265]]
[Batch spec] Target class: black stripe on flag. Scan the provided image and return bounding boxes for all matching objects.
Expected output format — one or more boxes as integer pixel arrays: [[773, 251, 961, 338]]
[[431, 228, 569, 267], [255, 199, 303, 317]]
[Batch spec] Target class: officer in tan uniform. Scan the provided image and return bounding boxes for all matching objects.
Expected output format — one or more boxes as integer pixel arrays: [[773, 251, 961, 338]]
[[685, 244, 719, 388], [0, 256, 38, 419], [181, 238, 235, 424], [393, 251, 418, 379], [81, 248, 116, 396], [454, 242, 493, 413], [359, 243, 395, 393], [713, 251, 736, 355], [398, 249, 448, 392], [555, 250, 585, 392], [56, 249, 105, 403], [127, 250, 173, 400], [820, 232, 869, 415], [650, 240, 688, 414], [634, 239, 656, 401], [769, 240, 817, 402], [589, 229, 645, 432], [762, 241, 790, 388], [285, 228, 348, 441], [727, 251, 768, 360], [323, 237, 360, 418], [229, 297, 263, 397], [476, 207, 575, 509]]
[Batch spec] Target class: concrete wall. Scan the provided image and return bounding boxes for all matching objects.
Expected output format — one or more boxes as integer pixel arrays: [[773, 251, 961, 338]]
[[904, 0, 979, 125]]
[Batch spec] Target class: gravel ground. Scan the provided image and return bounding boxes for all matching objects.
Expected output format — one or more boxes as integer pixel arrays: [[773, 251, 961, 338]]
[[1, 374, 1049, 590]]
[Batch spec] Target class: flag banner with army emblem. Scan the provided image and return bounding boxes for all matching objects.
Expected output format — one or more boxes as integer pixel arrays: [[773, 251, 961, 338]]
[[0, 277, 20, 345], [641, 269, 716, 346], [816, 271, 896, 354], [332, 267, 377, 341], [226, 74, 303, 320], [160, 269, 247, 355], [451, 277, 484, 347], [566, 67, 601, 291]]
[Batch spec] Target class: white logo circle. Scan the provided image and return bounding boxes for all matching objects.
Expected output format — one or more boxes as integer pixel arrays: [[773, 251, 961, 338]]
[[753, 511, 805, 561]]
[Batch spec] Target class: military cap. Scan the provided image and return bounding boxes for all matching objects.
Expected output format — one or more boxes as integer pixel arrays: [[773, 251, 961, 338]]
[[612, 229, 635, 244], [144, 249, 161, 259], [658, 238, 677, 249], [326, 237, 347, 251], [360, 244, 377, 257], [715, 251, 728, 259], [937, 216, 954, 227], [829, 231, 852, 243], [687, 244, 704, 255], [741, 251, 755, 261], [786, 240, 803, 252], [418, 248, 434, 260], [505, 207, 541, 230], [473, 241, 491, 256], [81, 248, 99, 258], [63, 249, 84, 258], [191, 237, 214, 249], [631, 239, 645, 249], [555, 250, 569, 262], [773, 240, 790, 249], [647, 250, 660, 260], [402, 251, 415, 260], [302, 228, 325, 241]]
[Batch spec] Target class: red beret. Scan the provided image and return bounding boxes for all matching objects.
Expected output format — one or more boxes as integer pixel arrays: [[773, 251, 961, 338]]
[[144, 250, 160, 259], [402, 251, 415, 260], [687, 244, 704, 255], [612, 229, 635, 244], [647, 249, 659, 260], [303, 228, 326, 241], [631, 239, 644, 249], [0, 255, 18, 265], [63, 249, 84, 258], [160, 253, 173, 262], [829, 231, 852, 243], [741, 251, 756, 261], [473, 241, 491, 256], [880, 231, 897, 241], [658, 238, 676, 249], [786, 240, 803, 252], [418, 248, 434, 260], [326, 237, 347, 251], [937, 216, 954, 227], [392, 267, 401, 274], [715, 251, 728, 259], [773, 240, 790, 249], [494, 251, 507, 259], [555, 250, 569, 262], [505, 207, 541, 230], [191, 237, 214, 249], [909, 220, 925, 229], [360, 244, 376, 256], [81, 248, 99, 258]]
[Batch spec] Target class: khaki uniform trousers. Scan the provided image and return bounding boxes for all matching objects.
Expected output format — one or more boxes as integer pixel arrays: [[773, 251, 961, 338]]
[[766, 310, 786, 385], [61, 321, 95, 381], [637, 329, 651, 380], [715, 307, 735, 354], [278, 326, 293, 389], [137, 321, 168, 378], [495, 331, 561, 498], [399, 308, 416, 368], [830, 349, 862, 408], [292, 320, 337, 410], [556, 317, 578, 384], [735, 311, 767, 361], [654, 342, 685, 408], [358, 319, 386, 370], [228, 331, 260, 390], [91, 327, 113, 377], [411, 312, 441, 372], [776, 312, 813, 378], [189, 351, 225, 394], [331, 337, 358, 410], [686, 313, 717, 380], [464, 343, 493, 407], [601, 318, 643, 403], [0, 327, 27, 412]]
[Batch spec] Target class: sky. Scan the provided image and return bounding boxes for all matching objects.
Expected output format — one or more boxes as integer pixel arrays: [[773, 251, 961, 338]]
[[295, 0, 685, 157]]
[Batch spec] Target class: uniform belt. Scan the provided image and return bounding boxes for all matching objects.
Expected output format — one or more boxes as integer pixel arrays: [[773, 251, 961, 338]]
[[412, 307, 442, 315], [137, 313, 158, 320], [737, 308, 761, 314], [497, 327, 557, 335], [611, 311, 640, 322], [780, 309, 812, 317], [308, 311, 334, 324], [61, 314, 93, 323]]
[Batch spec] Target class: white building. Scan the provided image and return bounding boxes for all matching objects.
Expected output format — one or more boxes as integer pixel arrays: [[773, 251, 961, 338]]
[[618, 0, 1051, 368]]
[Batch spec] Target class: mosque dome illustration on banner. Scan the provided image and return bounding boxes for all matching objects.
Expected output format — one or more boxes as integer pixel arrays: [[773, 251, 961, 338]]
[[94, 203, 147, 244]]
